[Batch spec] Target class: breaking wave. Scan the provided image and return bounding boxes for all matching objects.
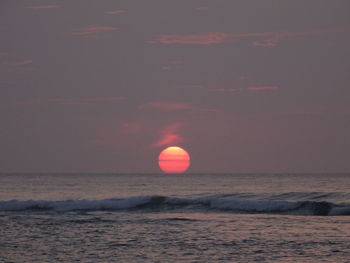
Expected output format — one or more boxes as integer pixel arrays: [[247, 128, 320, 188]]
[[1, 195, 349, 216]]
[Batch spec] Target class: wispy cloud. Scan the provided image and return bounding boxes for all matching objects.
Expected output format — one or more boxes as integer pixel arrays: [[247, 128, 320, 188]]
[[242, 30, 331, 47], [196, 108, 222, 113], [139, 100, 221, 114], [139, 101, 191, 111], [4, 60, 32, 66], [247, 86, 279, 91], [28, 5, 60, 9], [151, 32, 231, 45], [151, 122, 185, 148], [72, 25, 118, 37], [30, 97, 125, 105], [151, 29, 347, 47], [195, 6, 209, 11], [253, 38, 278, 47], [105, 10, 126, 15], [175, 84, 204, 89], [213, 88, 244, 93], [213, 86, 279, 93]]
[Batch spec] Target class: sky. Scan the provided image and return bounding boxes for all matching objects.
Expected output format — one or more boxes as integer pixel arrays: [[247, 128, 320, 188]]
[[1, 0, 350, 173]]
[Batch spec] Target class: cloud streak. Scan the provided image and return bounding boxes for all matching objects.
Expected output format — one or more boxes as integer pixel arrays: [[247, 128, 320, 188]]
[[30, 97, 125, 105], [175, 84, 204, 89], [247, 86, 279, 91], [139, 101, 191, 111], [151, 32, 231, 45], [72, 25, 118, 37], [139, 100, 221, 113], [105, 10, 126, 15], [213, 86, 279, 93], [195, 6, 209, 11], [213, 88, 244, 93], [28, 5, 60, 9], [151, 29, 347, 47], [3, 60, 32, 66]]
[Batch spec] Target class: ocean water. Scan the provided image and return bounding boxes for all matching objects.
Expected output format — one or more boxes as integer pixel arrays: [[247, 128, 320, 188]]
[[0, 173, 349, 262]]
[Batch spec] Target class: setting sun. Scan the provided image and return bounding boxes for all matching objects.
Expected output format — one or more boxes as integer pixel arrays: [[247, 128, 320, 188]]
[[158, 146, 190, 174]]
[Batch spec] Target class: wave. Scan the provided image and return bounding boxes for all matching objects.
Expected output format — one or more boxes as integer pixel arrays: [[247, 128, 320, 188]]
[[0, 195, 349, 216]]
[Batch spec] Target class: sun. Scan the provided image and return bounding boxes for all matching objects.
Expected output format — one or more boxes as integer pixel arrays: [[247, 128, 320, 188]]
[[158, 146, 191, 174]]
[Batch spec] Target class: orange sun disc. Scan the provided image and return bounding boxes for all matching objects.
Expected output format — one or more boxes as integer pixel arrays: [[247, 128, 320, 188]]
[[158, 146, 191, 174]]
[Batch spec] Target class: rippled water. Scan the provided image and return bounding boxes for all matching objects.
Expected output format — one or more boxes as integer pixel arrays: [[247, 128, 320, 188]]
[[0, 173, 349, 262]]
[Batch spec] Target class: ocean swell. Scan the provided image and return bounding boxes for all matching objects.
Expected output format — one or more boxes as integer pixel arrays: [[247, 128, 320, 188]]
[[0, 195, 349, 216]]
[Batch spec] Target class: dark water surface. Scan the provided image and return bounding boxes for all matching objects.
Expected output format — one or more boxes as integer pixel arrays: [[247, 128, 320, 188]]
[[1, 173, 349, 262]]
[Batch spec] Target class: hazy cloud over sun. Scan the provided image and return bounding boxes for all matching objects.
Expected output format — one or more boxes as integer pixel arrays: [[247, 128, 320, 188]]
[[151, 122, 185, 148]]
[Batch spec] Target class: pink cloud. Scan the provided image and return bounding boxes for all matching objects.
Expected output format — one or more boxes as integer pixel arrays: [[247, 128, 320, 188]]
[[247, 86, 279, 91], [139, 101, 191, 111], [31, 97, 125, 105], [152, 32, 231, 45], [105, 10, 126, 15], [28, 5, 60, 9], [4, 60, 32, 66], [72, 25, 118, 37], [151, 122, 184, 148], [151, 29, 347, 47]]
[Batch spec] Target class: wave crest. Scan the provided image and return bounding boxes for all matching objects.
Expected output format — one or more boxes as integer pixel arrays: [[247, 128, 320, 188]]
[[0, 195, 349, 216]]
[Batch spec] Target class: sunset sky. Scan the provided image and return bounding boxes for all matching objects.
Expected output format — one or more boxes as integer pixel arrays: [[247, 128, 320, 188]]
[[1, 0, 350, 173]]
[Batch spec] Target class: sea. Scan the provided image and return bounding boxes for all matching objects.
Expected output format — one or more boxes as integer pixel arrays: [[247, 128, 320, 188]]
[[0, 173, 349, 263]]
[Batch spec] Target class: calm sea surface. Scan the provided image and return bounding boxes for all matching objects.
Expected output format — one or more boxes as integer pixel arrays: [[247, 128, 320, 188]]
[[0, 173, 349, 262]]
